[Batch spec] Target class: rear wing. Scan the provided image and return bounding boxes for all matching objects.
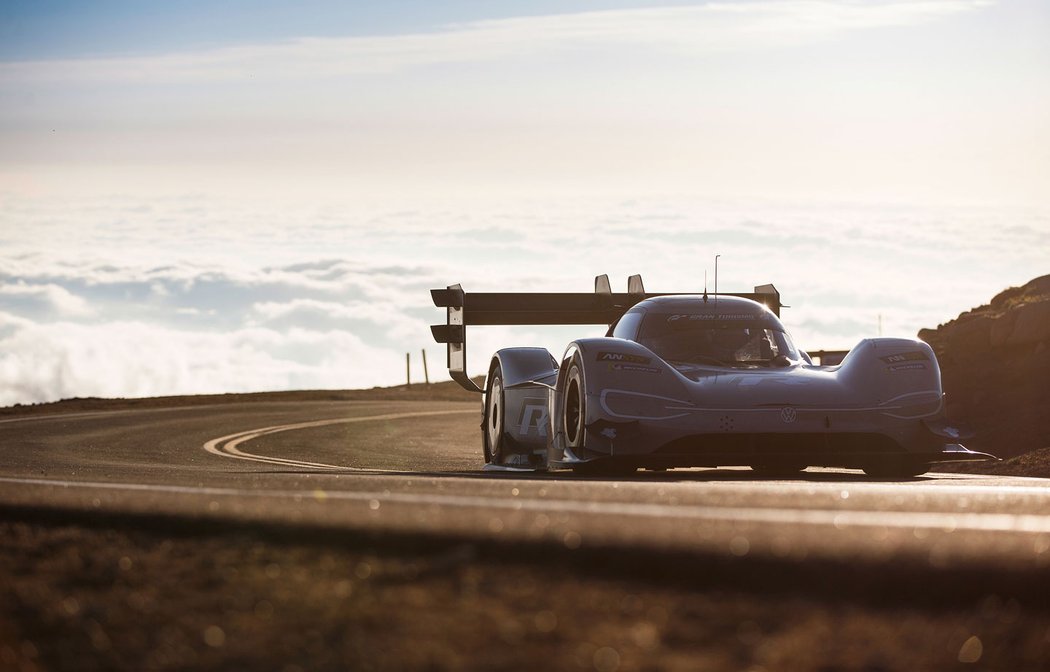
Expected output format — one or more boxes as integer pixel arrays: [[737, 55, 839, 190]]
[[430, 274, 782, 392]]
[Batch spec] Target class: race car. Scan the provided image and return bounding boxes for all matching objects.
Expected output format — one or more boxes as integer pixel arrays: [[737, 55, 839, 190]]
[[430, 275, 995, 477]]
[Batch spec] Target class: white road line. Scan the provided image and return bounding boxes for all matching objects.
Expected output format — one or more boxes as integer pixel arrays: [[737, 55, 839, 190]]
[[202, 409, 476, 471], [2, 475, 1050, 536]]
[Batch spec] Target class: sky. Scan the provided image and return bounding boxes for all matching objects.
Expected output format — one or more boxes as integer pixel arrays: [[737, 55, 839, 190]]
[[1, 0, 1048, 405]]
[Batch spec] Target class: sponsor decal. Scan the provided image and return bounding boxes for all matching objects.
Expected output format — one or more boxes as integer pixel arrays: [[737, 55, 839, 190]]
[[780, 406, 797, 424], [611, 363, 661, 375], [517, 400, 548, 438], [886, 362, 927, 372], [879, 351, 929, 364], [597, 351, 651, 365]]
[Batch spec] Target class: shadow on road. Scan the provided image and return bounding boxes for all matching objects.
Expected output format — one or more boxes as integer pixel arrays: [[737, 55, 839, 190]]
[[244, 466, 942, 485]]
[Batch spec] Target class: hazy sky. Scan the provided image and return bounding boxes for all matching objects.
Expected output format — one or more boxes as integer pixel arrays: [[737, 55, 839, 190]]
[[1, 1, 1048, 404], [3, 0, 1049, 202]]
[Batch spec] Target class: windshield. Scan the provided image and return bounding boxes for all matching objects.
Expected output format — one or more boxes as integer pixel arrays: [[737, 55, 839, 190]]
[[638, 314, 799, 367]]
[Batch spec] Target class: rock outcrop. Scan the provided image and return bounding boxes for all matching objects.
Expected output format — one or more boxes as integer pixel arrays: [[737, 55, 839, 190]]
[[919, 275, 1050, 459]]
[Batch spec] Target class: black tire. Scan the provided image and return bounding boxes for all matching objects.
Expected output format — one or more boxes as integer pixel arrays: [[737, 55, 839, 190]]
[[862, 457, 929, 478], [564, 360, 586, 454], [564, 357, 637, 477], [483, 364, 505, 465]]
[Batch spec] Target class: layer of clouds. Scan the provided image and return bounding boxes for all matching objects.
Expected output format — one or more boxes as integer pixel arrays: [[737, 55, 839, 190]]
[[0, 1, 990, 85], [0, 194, 1046, 405], [0, 281, 92, 317], [0, 315, 403, 407], [0, 256, 434, 406]]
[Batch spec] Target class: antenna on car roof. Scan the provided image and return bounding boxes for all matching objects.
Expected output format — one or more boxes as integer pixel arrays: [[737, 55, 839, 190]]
[[714, 254, 720, 307], [703, 270, 709, 303]]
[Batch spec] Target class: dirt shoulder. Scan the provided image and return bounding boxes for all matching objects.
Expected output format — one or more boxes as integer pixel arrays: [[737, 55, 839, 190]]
[[0, 380, 484, 419], [935, 447, 1050, 478]]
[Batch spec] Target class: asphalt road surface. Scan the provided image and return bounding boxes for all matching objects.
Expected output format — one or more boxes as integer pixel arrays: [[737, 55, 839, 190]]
[[2, 399, 1049, 573]]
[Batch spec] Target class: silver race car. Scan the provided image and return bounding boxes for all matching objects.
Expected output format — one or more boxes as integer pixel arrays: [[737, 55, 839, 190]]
[[430, 275, 994, 477]]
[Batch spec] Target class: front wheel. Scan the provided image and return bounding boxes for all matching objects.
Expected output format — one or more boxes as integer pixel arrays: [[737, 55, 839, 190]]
[[563, 361, 586, 454], [483, 364, 506, 465], [563, 357, 636, 477]]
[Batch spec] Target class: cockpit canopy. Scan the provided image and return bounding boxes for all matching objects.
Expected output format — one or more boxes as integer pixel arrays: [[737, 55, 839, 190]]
[[611, 296, 800, 368]]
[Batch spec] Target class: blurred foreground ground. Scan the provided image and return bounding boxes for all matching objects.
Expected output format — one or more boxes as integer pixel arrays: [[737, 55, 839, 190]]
[[3, 513, 1049, 672]]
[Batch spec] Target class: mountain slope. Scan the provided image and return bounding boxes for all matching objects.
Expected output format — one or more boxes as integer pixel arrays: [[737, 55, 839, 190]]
[[919, 275, 1050, 460]]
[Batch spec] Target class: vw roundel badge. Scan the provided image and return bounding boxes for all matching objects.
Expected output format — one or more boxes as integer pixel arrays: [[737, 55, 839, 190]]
[[780, 406, 797, 424]]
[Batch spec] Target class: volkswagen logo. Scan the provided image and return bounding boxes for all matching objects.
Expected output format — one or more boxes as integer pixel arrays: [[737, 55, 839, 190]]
[[780, 406, 797, 424]]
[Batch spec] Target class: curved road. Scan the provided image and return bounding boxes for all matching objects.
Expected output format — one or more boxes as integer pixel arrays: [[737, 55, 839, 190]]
[[2, 399, 1049, 572]]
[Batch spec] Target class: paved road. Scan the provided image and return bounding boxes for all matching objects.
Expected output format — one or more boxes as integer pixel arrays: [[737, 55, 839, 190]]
[[2, 399, 1048, 572]]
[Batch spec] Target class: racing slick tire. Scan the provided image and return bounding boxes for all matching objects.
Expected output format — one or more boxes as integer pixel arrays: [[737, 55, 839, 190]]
[[564, 359, 586, 456], [483, 363, 506, 465], [564, 356, 636, 477]]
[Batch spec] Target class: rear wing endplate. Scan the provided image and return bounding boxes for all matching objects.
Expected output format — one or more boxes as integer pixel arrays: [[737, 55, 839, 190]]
[[430, 275, 782, 392]]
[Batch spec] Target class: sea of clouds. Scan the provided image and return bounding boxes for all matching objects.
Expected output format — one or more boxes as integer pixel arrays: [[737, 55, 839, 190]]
[[1, 193, 1046, 406]]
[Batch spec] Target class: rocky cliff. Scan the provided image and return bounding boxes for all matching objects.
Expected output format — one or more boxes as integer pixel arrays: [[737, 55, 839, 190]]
[[919, 275, 1050, 459]]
